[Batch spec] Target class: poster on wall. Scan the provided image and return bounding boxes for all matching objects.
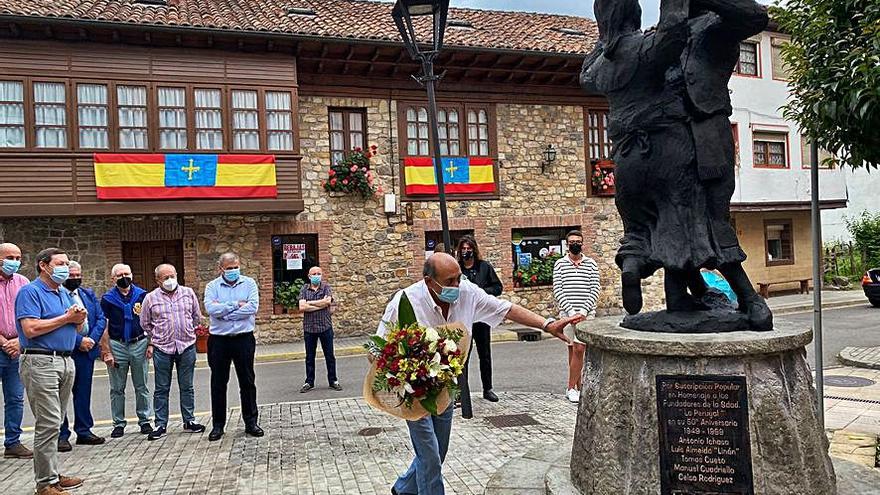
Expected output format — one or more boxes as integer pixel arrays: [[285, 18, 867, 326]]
[[283, 244, 306, 270]]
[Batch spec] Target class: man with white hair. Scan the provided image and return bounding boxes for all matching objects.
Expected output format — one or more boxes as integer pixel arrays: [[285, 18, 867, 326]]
[[99, 263, 153, 438], [58, 261, 105, 451], [0, 242, 32, 459]]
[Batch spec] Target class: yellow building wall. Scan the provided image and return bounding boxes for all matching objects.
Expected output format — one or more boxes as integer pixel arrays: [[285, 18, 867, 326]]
[[734, 210, 813, 294]]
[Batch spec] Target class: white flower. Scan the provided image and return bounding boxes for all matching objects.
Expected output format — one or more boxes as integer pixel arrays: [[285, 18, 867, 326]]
[[428, 340, 438, 354], [444, 339, 458, 354], [403, 382, 414, 394], [425, 327, 440, 342], [428, 352, 442, 377]]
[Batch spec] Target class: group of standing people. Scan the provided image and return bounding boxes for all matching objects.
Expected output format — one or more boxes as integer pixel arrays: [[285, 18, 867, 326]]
[[0, 243, 263, 495]]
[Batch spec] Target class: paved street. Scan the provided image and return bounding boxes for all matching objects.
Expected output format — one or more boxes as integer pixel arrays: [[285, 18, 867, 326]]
[[792, 305, 880, 366]]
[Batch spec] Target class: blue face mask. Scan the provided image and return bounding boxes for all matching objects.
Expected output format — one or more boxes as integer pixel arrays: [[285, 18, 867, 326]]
[[50, 265, 70, 284], [309, 275, 322, 285], [1, 259, 21, 276], [431, 278, 460, 304], [224, 268, 241, 282]]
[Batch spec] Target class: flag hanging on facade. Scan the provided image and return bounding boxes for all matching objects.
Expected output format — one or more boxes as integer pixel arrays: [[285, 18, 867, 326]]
[[93, 154, 277, 200], [404, 157, 495, 195]]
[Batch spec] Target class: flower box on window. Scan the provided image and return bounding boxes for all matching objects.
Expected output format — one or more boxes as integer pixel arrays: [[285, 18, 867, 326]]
[[590, 159, 616, 197]]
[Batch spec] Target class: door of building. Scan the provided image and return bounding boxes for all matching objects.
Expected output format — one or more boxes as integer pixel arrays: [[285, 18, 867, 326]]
[[122, 240, 185, 288]]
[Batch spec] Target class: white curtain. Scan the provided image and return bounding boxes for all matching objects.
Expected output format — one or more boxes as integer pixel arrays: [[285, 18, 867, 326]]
[[0, 81, 24, 148], [265, 91, 290, 111], [195, 89, 222, 150], [118, 86, 148, 149], [34, 82, 66, 148], [158, 87, 186, 149], [77, 84, 108, 148], [232, 90, 259, 150]]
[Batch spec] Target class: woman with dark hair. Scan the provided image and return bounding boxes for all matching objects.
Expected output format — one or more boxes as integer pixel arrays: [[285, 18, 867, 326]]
[[456, 235, 502, 402]]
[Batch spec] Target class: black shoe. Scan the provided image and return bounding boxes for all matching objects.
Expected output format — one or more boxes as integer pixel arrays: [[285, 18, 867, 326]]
[[57, 439, 72, 452], [110, 426, 124, 438], [245, 424, 264, 437], [483, 390, 499, 402], [300, 383, 314, 393], [208, 427, 224, 442], [183, 422, 206, 433], [139, 423, 153, 435], [330, 381, 343, 391], [75, 433, 105, 445], [147, 426, 166, 441], [391, 489, 399, 495]]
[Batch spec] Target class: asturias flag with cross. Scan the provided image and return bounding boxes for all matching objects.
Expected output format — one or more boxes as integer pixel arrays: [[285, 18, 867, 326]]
[[403, 157, 495, 195], [93, 154, 277, 200]]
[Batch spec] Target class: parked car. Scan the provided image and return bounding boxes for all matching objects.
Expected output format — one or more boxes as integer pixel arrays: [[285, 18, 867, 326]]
[[862, 268, 880, 307]]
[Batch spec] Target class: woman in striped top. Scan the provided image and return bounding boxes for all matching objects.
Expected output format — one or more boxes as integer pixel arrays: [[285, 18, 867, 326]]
[[552, 230, 601, 403]]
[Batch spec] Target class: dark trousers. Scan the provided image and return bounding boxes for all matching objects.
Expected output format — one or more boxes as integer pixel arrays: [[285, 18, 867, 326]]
[[207, 332, 258, 429], [466, 322, 493, 391], [59, 351, 96, 440], [304, 328, 337, 386]]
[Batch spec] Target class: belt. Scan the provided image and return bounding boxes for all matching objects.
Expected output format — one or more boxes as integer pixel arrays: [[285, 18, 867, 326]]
[[110, 334, 147, 344], [22, 349, 72, 357]]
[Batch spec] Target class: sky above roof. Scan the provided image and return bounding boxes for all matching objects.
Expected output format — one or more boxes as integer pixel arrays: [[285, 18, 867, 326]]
[[450, 0, 773, 28]]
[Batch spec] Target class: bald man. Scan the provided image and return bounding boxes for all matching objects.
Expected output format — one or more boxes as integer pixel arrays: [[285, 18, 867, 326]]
[[377, 253, 584, 495], [0, 242, 32, 459]]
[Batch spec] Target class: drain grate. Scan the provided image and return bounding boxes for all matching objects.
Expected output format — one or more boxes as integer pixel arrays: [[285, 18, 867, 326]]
[[485, 413, 540, 428], [824, 375, 877, 388], [825, 395, 880, 406], [357, 427, 385, 437]]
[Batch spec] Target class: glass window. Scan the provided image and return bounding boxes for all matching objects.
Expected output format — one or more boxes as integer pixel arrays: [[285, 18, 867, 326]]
[[194, 88, 223, 150], [266, 91, 294, 151], [586, 109, 611, 159], [467, 109, 490, 156], [0, 81, 25, 148], [771, 37, 790, 80], [158, 87, 187, 150], [753, 131, 788, 168], [77, 83, 109, 149], [271, 234, 319, 315], [765, 220, 793, 266], [801, 135, 835, 169], [511, 227, 579, 287], [118, 85, 148, 150], [736, 42, 759, 76], [437, 107, 461, 156], [406, 106, 430, 156], [232, 89, 259, 150], [328, 108, 366, 164], [34, 82, 67, 148]]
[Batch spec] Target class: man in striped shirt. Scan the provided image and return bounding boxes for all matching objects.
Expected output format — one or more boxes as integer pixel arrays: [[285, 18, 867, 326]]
[[553, 230, 601, 403], [139, 263, 205, 441]]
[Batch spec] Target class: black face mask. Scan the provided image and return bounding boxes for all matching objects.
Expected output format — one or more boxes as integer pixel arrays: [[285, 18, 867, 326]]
[[63, 278, 82, 291], [116, 276, 132, 289], [461, 251, 474, 260], [569, 243, 583, 255]]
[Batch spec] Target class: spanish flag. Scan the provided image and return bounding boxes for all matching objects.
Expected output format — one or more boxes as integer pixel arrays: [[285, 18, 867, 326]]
[[94, 154, 277, 200], [404, 157, 495, 195]]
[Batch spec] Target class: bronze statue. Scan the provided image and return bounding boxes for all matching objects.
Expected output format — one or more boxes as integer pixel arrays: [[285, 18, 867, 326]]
[[581, 0, 773, 331]]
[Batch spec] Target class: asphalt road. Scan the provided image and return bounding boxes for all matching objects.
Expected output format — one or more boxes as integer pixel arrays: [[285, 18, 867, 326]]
[[4, 305, 877, 432]]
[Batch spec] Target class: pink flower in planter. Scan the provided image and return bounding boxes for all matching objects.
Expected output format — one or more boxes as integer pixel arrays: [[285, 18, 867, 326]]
[[330, 178, 337, 186], [350, 165, 358, 172], [342, 179, 349, 185], [329, 169, 336, 177]]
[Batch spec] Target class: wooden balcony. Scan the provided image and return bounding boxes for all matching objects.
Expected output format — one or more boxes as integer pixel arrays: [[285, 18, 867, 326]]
[[0, 152, 304, 217]]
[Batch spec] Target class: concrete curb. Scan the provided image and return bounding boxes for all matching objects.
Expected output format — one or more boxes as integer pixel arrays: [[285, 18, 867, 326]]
[[772, 299, 869, 315], [838, 347, 880, 371], [92, 330, 526, 378]]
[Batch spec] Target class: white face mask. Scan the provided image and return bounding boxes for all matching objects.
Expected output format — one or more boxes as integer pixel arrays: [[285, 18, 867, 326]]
[[162, 277, 178, 292]]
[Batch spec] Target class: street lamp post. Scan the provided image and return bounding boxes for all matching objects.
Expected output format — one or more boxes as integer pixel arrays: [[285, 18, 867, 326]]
[[392, 0, 453, 255], [393, 0, 476, 419]]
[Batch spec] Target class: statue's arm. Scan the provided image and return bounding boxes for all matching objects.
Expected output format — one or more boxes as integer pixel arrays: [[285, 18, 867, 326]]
[[579, 47, 603, 94], [692, 0, 768, 40], [642, 0, 689, 70]]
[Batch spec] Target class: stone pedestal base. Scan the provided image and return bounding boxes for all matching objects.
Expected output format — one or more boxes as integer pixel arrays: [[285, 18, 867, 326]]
[[571, 320, 836, 495]]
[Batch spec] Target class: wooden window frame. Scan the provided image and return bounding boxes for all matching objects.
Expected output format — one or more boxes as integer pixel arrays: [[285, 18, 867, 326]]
[[73, 81, 112, 151], [156, 85, 189, 151], [752, 129, 790, 169], [397, 100, 499, 201], [193, 86, 225, 152], [265, 90, 296, 153], [31, 78, 72, 151], [0, 77, 27, 149], [115, 81, 151, 151], [734, 41, 761, 78], [585, 107, 615, 197], [229, 86, 263, 152], [328, 107, 367, 163], [764, 219, 795, 267]]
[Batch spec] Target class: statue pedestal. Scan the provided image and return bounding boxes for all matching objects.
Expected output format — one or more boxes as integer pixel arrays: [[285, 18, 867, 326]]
[[571, 320, 837, 495]]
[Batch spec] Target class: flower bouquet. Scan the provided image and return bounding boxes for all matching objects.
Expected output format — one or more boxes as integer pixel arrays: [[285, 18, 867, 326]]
[[363, 293, 470, 420], [322, 145, 378, 198]]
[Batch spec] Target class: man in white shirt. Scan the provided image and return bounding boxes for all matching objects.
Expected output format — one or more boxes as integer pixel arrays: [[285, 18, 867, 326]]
[[378, 253, 582, 495]]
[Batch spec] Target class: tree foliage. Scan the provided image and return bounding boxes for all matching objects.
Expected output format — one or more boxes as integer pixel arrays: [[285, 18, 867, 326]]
[[846, 211, 880, 269], [772, 0, 880, 169]]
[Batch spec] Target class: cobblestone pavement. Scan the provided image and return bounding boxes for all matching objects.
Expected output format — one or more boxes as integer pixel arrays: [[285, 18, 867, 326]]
[[0, 392, 578, 495]]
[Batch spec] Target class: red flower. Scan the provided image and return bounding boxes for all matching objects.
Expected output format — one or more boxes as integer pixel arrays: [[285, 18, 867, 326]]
[[342, 179, 349, 185], [388, 377, 400, 387], [350, 165, 358, 172], [330, 178, 337, 186], [354, 147, 362, 152], [329, 169, 336, 177], [371, 144, 378, 150], [530, 275, 538, 283]]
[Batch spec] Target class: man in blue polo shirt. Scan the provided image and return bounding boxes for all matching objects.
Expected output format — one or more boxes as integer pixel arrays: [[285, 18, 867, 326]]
[[16, 248, 93, 495]]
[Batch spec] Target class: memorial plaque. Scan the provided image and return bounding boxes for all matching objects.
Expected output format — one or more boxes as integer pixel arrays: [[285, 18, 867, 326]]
[[656, 375, 753, 495]]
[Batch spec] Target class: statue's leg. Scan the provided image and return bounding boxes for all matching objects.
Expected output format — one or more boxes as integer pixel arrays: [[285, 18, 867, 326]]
[[686, 270, 708, 299], [718, 262, 773, 331], [664, 269, 695, 312], [621, 256, 645, 315]]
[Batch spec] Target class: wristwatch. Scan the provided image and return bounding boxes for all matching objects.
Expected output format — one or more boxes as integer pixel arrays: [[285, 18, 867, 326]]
[[542, 317, 557, 331]]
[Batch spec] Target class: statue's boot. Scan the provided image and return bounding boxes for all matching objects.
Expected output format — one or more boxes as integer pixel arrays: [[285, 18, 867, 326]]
[[621, 257, 644, 314], [719, 262, 774, 331]]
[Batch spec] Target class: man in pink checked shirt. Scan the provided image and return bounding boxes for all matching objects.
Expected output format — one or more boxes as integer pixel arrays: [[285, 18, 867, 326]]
[[0, 242, 32, 459], [138, 263, 206, 441]]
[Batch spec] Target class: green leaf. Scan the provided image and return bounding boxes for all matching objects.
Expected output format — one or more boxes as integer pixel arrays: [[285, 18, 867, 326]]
[[398, 291, 417, 327], [369, 335, 387, 348], [420, 394, 438, 416]]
